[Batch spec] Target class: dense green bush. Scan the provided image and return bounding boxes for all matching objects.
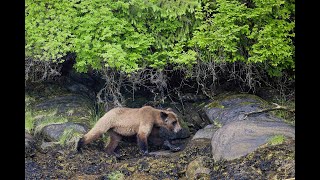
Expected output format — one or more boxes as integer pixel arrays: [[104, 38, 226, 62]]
[[25, 0, 295, 102], [26, 0, 200, 73], [190, 0, 295, 76]]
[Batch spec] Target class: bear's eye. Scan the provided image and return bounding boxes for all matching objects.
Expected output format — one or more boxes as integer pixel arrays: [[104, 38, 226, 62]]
[[172, 121, 177, 125]]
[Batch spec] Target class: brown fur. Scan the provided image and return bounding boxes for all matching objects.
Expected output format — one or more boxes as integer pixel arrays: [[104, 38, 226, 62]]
[[78, 106, 182, 155]]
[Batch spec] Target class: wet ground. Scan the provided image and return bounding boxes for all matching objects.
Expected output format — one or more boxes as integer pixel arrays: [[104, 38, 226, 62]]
[[210, 138, 295, 179], [25, 137, 294, 179], [25, 138, 210, 179]]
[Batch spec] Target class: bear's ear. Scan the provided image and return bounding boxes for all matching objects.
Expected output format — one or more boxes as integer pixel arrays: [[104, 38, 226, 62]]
[[166, 108, 173, 111], [160, 111, 168, 121]]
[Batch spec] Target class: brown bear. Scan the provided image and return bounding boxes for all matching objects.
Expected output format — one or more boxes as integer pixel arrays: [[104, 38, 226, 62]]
[[77, 106, 182, 156]]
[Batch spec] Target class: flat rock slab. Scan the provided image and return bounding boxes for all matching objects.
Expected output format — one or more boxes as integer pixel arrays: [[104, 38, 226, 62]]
[[192, 124, 218, 140], [204, 93, 282, 126], [34, 94, 93, 122], [211, 120, 295, 161]]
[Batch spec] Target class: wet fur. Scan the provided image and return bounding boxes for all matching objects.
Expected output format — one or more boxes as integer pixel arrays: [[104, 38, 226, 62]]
[[148, 127, 181, 151], [77, 106, 182, 155]]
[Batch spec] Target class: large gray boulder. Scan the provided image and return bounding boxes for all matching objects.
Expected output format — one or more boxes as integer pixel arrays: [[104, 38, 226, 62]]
[[203, 93, 295, 161], [40, 122, 88, 142], [204, 93, 282, 126], [35, 122, 88, 152], [211, 120, 295, 161]]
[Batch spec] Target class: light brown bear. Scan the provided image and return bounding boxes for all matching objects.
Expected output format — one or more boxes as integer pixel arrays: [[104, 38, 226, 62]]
[[77, 106, 182, 156]]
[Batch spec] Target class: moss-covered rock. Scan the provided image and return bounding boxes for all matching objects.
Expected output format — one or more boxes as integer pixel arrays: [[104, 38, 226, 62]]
[[186, 156, 212, 179], [40, 122, 87, 142], [32, 94, 94, 125], [26, 82, 96, 129], [203, 93, 278, 126], [25, 79, 100, 153]]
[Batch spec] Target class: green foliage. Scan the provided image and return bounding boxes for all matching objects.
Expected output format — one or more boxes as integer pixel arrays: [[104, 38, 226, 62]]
[[26, 0, 200, 73], [26, 0, 294, 77], [191, 0, 295, 76], [268, 135, 286, 145], [25, 0, 76, 61], [58, 127, 83, 147]]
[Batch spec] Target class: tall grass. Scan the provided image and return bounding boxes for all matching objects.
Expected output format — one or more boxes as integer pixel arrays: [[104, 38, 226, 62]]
[[58, 127, 83, 147], [25, 109, 35, 133], [88, 102, 106, 128]]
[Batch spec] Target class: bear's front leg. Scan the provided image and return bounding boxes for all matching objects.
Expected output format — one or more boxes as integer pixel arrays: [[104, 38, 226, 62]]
[[137, 124, 152, 156], [137, 132, 149, 156]]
